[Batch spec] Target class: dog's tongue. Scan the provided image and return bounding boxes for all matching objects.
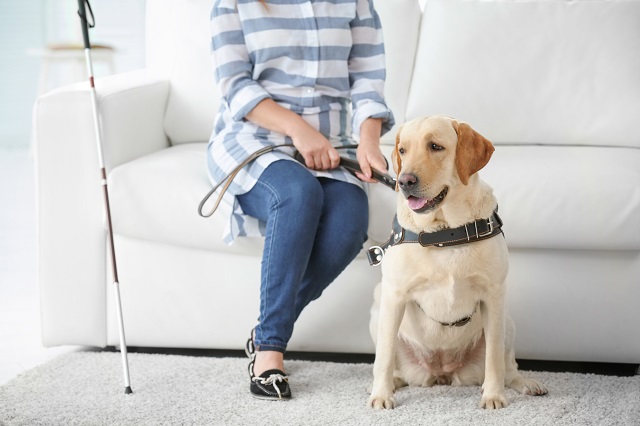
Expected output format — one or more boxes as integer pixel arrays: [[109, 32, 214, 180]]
[[407, 196, 428, 210]]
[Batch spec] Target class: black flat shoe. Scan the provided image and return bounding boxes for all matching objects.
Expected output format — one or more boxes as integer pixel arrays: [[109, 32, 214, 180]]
[[248, 360, 292, 400], [244, 328, 256, 359]]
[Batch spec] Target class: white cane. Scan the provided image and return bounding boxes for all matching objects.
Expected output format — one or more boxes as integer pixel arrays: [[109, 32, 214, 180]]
[[77, 0, 132, 394]]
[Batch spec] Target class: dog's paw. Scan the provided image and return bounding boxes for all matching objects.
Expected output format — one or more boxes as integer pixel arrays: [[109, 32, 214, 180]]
[[479, 392, 508, 409], [521, 378, 548, 396], [368, 394, 396, 410]]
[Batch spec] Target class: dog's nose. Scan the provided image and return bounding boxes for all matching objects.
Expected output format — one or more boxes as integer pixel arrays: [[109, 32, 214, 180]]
[[398, 173, 418, 189]]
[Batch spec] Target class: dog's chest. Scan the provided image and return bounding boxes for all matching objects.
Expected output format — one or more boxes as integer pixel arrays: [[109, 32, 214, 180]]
[[383, 244, 483, 291], [383, 244, 489, 321], [381, 226, 510, 299]]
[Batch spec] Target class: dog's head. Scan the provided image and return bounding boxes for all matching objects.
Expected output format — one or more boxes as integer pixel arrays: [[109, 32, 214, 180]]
[[392, 116, 494, 214]]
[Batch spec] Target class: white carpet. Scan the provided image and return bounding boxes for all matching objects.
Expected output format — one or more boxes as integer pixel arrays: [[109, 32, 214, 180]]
[[0, 351, 638, 425]]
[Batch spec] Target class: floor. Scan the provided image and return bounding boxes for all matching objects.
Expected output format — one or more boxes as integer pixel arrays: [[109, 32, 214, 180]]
[[0, 148, 77, 386]]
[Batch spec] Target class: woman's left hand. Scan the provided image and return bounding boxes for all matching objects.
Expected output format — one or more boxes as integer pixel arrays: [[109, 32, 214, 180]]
[[356, 118, 387, 183]]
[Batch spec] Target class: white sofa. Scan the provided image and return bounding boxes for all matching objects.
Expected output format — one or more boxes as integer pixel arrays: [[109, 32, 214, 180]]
[[34, 0, 640, 364]]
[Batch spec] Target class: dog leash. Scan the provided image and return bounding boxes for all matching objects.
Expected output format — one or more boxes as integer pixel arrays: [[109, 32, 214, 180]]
[[198, 144, 397, 218]]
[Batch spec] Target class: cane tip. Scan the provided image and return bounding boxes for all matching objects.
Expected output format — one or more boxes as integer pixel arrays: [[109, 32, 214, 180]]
[[125, 386, 133, 394]]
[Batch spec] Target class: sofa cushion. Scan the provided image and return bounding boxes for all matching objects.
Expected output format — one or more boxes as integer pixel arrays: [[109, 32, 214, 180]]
[[109, 143, 263, 255], [146, 0, 220, 145], [407, 0, 640, 148], [482, 145, 640, 250]]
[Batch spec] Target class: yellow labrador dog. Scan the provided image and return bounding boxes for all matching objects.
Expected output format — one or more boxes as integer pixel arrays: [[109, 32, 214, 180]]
[[368, 116, 547, 410]]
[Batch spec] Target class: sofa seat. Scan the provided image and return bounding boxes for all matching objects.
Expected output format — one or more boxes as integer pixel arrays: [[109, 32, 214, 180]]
[[109, 143, 261, 256], [109, 143, 640, 256], [108, 142, 398, 254]]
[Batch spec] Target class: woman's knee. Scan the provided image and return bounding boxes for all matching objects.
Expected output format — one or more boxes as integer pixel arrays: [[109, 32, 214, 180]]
[[261, 160, 324, 215]]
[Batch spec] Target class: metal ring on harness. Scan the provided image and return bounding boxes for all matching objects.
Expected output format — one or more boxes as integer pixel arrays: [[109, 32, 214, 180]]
[[367, 245, 385, 266]]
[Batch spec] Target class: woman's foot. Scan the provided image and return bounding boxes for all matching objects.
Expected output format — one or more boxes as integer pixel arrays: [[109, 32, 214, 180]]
[[249, 352, 291, 400], [245, 330, 285, 374]]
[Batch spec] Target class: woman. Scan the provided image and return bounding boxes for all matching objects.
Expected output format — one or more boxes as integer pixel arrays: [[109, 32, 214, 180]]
[[208, 0, 394, 400]]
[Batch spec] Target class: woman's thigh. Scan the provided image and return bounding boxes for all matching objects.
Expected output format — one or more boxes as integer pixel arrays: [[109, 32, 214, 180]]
[[237, 160, 323, 223]]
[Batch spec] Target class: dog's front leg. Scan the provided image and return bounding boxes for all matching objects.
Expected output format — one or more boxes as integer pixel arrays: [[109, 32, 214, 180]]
[[479, 296, 508, 409], [368, 282, 406, 409]]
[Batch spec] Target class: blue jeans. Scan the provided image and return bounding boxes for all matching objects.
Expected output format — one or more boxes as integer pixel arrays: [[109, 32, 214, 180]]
[[237, 160, 369, 353]]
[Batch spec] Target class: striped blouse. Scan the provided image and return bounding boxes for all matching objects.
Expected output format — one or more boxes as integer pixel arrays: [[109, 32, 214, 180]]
[[208, 0, 394, 244]]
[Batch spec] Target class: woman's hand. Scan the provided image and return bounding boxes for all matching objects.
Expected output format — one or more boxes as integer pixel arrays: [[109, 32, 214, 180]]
[[290, 125, 340, 171], [245, 99, 339, 170], [356, 118, 387, 183]]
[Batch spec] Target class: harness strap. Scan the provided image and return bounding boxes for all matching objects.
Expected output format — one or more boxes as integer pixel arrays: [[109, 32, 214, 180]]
[[367, 210, 504, 266], [414, 301, 479, 327]]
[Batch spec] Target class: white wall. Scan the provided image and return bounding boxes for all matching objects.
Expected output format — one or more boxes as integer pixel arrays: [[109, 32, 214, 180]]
[[0, 0, 146, 149]]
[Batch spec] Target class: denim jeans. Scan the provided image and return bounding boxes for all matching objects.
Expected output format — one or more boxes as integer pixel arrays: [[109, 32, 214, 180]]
[[236, 160, 369, 353]]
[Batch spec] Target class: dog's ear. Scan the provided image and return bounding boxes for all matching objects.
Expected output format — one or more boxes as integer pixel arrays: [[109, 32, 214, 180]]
[[392, 125, 403, 191], [452, 121, 495, 185]]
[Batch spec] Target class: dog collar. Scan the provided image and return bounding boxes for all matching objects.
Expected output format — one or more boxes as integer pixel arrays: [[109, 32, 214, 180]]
[[367, 210, 504, 266]]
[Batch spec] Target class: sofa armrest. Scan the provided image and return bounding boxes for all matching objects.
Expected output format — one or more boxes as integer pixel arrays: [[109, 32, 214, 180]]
[[34, 69, 170, 347], [37, 69, 171, 169]]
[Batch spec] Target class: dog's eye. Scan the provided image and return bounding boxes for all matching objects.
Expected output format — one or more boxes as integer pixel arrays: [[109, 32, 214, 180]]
[[398, 147, 405, 155], [430, 143, 444, 151]]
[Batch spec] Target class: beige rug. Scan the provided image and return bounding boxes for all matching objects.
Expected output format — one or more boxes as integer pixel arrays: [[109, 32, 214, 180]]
[[1, 351, 639, 425]]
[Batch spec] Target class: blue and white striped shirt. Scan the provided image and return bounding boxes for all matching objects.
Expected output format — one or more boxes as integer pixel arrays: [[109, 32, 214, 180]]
[[208, 0, 394, 243]]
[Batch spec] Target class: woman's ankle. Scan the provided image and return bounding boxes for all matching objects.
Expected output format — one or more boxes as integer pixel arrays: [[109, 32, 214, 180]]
[[253, 350, 285, 376]]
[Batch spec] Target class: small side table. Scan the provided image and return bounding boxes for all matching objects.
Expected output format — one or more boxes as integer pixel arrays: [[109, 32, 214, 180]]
[[27, 43, 116, 95]]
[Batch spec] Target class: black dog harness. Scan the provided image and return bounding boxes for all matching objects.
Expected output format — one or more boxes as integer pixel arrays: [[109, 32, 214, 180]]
[[367, 210, 504, 266]]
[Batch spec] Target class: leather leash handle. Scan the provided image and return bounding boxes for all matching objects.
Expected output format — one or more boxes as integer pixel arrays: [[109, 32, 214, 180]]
[[199, 145, 397, 218], [337, 156, 396, 191], [292, 151, 396, 191], [198, 144, 293, 218]]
